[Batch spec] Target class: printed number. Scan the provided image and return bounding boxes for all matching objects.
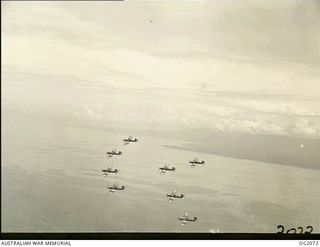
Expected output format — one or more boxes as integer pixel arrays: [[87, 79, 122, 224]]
[[276, 225, 313, 234], [299, 241, 319, 245]]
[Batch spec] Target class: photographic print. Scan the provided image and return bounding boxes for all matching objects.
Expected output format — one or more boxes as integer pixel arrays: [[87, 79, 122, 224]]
[[1, 0, 319, 237]]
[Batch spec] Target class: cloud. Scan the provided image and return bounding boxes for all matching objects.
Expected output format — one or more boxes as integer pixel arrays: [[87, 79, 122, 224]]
[[2, 1, 320, 139], [3, 1, 320, 94]]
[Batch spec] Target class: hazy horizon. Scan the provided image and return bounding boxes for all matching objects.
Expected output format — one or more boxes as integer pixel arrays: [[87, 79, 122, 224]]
[[2, 0, 319, 233]]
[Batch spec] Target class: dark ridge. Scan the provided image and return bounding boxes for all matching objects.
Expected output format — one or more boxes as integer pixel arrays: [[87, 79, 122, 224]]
[[162, 129, 320, 170]]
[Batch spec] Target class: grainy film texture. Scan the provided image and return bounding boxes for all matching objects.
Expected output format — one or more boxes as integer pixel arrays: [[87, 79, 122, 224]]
[[2, 0, 319, 233]]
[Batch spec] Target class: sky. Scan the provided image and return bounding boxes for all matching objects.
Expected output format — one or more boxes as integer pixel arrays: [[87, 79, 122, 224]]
[[2, 0, 320, 138]]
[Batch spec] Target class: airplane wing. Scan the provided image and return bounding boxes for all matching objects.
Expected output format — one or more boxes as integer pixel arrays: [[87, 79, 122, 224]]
[[184, 212, 189, 218]]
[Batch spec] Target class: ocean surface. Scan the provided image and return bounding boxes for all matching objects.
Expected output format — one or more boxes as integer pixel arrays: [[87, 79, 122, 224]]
[[2, 110, 319, 233], [3, 0, 320, 234]]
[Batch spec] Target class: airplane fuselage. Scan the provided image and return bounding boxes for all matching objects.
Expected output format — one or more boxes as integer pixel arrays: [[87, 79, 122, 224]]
[[159, 167, 176, 171], [123, 139, 138, 142], [107, 152, 122, 155], [167, 194, 184, 199], [189, 161, 205, 164], [107, 186, 125, 190], [102, 169, 118, 173], [178, 217, 197, 222]]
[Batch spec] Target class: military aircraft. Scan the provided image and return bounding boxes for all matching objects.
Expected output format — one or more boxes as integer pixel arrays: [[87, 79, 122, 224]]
[[102, 166, 119, 176], [106, 149, 122, 158], [189, 157, 205, 167], [159, 164, 176, 174], [178, 212, 198, 226], [123, 136, 138, 145], [167, 189, 184, 202], [107, 182, 125, 194]]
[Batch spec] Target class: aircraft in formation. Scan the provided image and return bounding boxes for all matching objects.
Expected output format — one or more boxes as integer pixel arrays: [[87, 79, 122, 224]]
[[167, 189, 184, 202], [106, 149, 122, 158], [107, 182, 125, 194], [189, 157, 205, 167], [178, 212, 198, 226], [123, 136, 138, 145], [104, 136, 201, 225], [102, 166, 119, 176], [159, 164, 176, 174]]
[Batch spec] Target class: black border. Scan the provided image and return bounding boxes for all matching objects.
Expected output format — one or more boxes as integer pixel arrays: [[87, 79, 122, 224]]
[[1, 233, 320, 240]]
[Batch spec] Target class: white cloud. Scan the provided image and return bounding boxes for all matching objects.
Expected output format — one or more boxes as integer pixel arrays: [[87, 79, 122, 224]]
[[2, 1, 320, 138]]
